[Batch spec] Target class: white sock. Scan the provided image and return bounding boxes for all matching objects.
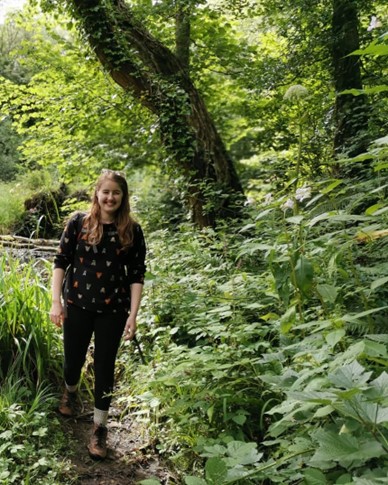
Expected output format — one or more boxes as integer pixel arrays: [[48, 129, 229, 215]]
[[65, 383, 78, 393], [94, 408, 109, 427]]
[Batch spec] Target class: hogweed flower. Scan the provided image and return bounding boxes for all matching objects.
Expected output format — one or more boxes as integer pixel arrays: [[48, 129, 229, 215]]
[[367, 16, 382, 31], [264, 193, 273, 205], [295, 186, 312, 202], [284, 84, 309, 102], [282, 199, 295, 211]]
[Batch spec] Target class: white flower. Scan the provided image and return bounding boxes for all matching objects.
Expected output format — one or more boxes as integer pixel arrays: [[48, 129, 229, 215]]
[[284, 84, 309, 101], [264, 193, 273, 205], [244, 197, 255, 206], [367, 16, 382, 31], [282, 199, 295, 211], [295, 186, 312, 202]]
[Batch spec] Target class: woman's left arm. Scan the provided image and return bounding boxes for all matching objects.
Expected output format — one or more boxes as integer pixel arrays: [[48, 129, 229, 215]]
[[123, 224, 147, 341], [124, 283, 143, 341]]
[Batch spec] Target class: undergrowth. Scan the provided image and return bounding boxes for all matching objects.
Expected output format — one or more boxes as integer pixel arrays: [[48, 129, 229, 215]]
[[117, 160, 388, 484], [1, 155, 388, 484], [0, 254, 73, 484]]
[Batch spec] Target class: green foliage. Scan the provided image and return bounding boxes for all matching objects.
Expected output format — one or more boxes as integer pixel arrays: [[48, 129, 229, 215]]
[[116, 144, 388, 483], [0, 254, 62, 384], [0, 180, 25, 233], [0, 4, 387, 484], [0, 169, 64, 237], [0, 117, 20, 181], [0, 255, 73, 483], [0, 10, 158, 182], [0, 388, 73, 484]]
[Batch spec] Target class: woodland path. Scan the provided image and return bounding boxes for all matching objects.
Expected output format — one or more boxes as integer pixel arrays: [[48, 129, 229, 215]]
[[58, 395, 176, 484]]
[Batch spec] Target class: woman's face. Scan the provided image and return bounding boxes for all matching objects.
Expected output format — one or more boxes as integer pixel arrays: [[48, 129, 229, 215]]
[[96, 179, 124, 219]]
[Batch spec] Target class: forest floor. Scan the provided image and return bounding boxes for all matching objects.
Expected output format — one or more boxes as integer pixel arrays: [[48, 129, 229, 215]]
[[59, 400, 178, 485]]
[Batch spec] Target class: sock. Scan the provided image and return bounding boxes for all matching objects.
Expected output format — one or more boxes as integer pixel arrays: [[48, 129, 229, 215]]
[[65, 383, 78, 393], [94, 407, 109, 427]]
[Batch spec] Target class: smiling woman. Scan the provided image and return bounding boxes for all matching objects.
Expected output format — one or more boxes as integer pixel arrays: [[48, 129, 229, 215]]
[[49, 169, 147, 461]]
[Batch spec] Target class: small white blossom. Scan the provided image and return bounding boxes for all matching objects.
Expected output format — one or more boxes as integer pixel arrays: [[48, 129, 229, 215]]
[[295, 186, 312, 202], [264, 193, 273, 205], [284, 84, 309, 101], [282, 199, 295, 211], [367, 16, 382, 31], [244, 197, 255, 206]]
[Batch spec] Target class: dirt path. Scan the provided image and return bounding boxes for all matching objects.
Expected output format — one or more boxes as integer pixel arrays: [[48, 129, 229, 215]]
[[60, 404, 177, 485]]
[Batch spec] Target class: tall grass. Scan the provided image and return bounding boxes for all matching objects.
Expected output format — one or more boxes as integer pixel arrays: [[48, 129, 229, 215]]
[[0, 254, 62, 386], [0, 170, 63, 235], [0, 181, 25, 234], [0, 254, 74, 483]]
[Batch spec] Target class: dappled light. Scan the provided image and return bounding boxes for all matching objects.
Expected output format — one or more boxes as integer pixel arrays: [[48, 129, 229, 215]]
[[0, 0, 387, 483]]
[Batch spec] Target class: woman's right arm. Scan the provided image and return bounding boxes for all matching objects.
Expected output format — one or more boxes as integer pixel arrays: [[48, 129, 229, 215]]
[[50, 267, 65, 327], [49, 213, 82, 327]]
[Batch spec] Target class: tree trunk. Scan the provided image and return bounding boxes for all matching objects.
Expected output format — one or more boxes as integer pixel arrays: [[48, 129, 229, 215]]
[[175, 4, 191, 71], [332, 0, 369, 159], [69, 0, 244, 227]]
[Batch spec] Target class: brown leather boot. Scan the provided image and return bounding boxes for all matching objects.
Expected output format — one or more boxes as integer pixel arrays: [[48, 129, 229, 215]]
[[58, 389, 77, 417], [88, 424, 108, 460]]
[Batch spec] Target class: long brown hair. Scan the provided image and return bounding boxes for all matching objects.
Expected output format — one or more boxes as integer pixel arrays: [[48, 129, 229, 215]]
[[83, 170, 136, 249]]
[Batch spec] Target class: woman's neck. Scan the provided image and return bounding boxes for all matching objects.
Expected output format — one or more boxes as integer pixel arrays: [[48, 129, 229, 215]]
[[100, 217, 115, 224]]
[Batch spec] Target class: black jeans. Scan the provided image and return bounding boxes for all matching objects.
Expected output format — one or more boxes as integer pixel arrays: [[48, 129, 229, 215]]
[[63, 304, 127, 411]]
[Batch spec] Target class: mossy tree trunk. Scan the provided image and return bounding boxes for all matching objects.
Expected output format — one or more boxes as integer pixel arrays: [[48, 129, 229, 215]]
[[69, 0, 244, 227], [332, 0, 369, 160]]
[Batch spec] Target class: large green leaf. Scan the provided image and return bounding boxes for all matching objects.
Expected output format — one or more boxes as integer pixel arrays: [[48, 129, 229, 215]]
[[185, 477, 208, 485], [351, 44, 388, 56], [303, 468, 328, 485], [317, 284, 338, 304], [328, 361, 371, 389], [294, 255, 314, 294], [310, 430, 385, 466], [325, 329, 345, 348], [205, 457, 228, 484], [225, 441, 263, 466]]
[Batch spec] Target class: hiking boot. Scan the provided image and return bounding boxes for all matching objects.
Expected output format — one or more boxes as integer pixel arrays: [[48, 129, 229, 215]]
[[88, 424, 108, 460], [58, 389, 77, 417]]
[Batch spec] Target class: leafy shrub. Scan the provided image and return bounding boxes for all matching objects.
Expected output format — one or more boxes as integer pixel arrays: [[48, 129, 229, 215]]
[[0, 255, 73, 483], [118, 162, 388, 484]]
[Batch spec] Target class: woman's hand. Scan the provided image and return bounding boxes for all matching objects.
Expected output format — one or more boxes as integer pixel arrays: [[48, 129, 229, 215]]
[[124, 314, 137, 341], [50, 300, 65, 328]]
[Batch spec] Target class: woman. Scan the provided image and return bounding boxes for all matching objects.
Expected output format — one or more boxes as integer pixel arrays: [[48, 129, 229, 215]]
[[49, 169, 146, 460]]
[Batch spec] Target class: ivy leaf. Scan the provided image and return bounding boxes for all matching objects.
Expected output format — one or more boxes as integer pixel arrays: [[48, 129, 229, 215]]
[[368, 372, 388, 400], [335, 396, 388, 424]]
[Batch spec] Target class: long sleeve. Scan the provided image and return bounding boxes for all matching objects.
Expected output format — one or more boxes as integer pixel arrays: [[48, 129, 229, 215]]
[[54, 213, 84, 271], [125, 224, 146, 285]]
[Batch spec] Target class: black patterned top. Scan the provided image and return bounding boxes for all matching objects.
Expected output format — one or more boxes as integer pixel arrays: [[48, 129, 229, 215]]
[[54, 212, 146, 314]]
